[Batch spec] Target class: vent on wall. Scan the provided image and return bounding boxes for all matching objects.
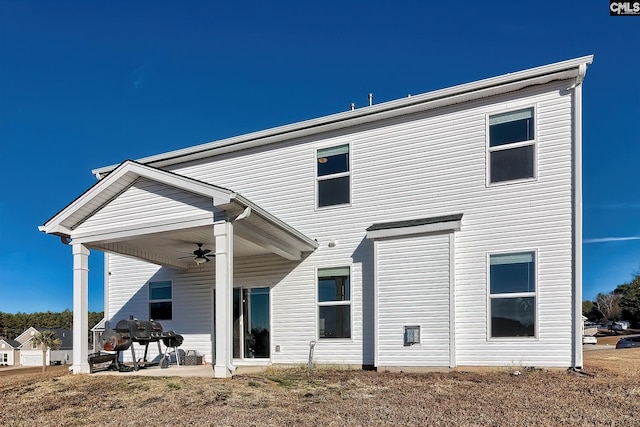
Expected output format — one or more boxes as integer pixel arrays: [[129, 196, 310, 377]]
[[404, 325, 421, 346]]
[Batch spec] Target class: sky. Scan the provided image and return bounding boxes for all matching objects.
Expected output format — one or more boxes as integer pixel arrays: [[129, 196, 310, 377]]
[[0, 1, 638, 314]]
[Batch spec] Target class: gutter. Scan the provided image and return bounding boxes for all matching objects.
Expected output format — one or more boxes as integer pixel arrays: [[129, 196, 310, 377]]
[[231, 193, 319, 250], [93, 56, 594, 178], [572, 62, 588, 368]]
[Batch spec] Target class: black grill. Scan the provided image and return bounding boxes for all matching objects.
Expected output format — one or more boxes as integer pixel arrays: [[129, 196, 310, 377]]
[[93, 316, 183, 372]]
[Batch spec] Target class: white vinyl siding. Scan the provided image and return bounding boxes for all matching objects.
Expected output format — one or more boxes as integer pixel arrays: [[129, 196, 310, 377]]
[[75, 177, 220, 238], [376, 233, 451, 367], [107, 78, 575, 368]]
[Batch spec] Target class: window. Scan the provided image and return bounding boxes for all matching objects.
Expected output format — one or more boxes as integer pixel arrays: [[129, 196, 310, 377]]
[[0, 353, 7, 364], [149, 281, 172, 320], [316, 144, 350, 207], [489, 252, 536, 338], [488, 108, 535, 183], [318, 267, 351, 338], [32, 340, 38, 350]]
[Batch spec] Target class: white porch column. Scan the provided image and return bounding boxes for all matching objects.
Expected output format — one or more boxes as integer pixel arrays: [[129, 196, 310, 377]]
[[72, 243, 90, 374], [214, 221, 234, 378]]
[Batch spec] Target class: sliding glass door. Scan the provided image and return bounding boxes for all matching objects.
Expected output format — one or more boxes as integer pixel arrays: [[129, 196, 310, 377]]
[[233, 287, 270, 359]]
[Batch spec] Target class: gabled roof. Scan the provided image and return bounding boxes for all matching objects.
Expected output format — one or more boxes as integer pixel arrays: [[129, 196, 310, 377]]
[[18, 328, 73, 350], [91, 318, 106, 332], [39, 160, 318, 251], [49, 328, 73, 349], [39, 160, 318, 257], [14, 326, 41, 344], [39, 160, 234, 238], [93, 55, 593, 176], [0, 338, 21, 349]]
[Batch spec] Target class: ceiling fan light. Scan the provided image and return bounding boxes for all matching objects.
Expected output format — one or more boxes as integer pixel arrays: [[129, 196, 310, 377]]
[[194, 256, 207, 264]]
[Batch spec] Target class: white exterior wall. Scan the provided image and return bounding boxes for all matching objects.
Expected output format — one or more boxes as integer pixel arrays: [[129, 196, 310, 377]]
[[0, 350, 17, 366], [376, 233, 451, 367], [107, 254, 215, 363], [50, 350, 73, 365], [107, 79, 576, 367]]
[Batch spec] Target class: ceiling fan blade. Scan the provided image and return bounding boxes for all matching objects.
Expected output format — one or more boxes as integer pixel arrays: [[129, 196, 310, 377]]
[[202, 249, 211, 255]]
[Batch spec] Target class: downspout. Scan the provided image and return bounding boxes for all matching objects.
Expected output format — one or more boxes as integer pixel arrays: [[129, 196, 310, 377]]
[[571, 63, 587, 369], [104, 253, 110, 324]]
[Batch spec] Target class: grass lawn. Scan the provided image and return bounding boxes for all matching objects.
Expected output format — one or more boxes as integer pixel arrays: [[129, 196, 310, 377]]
[[1, 349, 639, 426]]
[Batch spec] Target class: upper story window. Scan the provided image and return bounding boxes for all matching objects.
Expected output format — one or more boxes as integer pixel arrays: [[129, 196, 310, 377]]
[[316, 144, 350, 208], [149, 281, 172, 320], [318, 267, 351, 339], [489, 252, 536, 338], [488, 108, 535, 184]]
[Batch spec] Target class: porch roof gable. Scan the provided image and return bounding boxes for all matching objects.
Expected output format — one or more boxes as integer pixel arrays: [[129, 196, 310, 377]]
[[39, 160, 318, 255]]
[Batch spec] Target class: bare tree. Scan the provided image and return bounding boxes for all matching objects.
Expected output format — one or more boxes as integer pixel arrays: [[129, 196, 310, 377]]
[[596, 292, 622, 325]]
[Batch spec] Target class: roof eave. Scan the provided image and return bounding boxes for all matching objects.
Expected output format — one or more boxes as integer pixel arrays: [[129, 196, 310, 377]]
[[92, 55, 594, 177]]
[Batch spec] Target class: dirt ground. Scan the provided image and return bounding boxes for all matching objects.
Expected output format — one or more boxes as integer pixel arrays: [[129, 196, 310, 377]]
[[0, 349, 638, 427]]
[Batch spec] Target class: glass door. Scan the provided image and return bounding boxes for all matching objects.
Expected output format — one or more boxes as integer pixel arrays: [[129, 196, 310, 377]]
[[233, 287, 270, 359]]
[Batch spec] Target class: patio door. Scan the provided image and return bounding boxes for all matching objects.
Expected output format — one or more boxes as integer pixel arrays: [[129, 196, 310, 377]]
[[233, 287, 270, 359]]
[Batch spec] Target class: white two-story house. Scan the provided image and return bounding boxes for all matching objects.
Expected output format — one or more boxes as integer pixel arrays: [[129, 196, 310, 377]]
[[40, 55, 593, 377]]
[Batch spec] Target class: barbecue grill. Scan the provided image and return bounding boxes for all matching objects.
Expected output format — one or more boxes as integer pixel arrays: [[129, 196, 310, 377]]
[[95, 317, 183, 371]]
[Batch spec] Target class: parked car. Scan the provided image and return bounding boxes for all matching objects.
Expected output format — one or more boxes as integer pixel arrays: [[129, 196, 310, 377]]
[[582, 335, 597, 345], [615, 335, 640, 349], [605, 321, 630, 331]]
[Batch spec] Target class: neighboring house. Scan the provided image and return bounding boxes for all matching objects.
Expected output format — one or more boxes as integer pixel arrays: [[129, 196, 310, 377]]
[[39, 56, 593, 377], [14, 327, 73, 366], [0, 338, 21, 366], [49, 328, 73, 365], [91, 318, 106, 353], [14, 327, 43, 366]]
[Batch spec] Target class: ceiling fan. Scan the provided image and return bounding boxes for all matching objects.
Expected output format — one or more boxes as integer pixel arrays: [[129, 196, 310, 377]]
[[178, 243, 213, 264]]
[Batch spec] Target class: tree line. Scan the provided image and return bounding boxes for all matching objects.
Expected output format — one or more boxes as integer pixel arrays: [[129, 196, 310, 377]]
[[0, 309, 104, 340], [583, 273, 640, 327]]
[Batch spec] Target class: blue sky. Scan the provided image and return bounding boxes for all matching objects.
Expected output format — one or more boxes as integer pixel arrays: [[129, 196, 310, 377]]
[[0, 1, 638, 313]]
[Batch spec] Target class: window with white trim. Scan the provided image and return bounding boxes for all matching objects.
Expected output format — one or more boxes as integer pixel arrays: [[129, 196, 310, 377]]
[[488, 108, 535, 183], [318, 267, 351, 338], [0, 353, 8, 364], [149, 281, 172, 320], [489, 252, 536, 338], [316, 144, 350, 207]]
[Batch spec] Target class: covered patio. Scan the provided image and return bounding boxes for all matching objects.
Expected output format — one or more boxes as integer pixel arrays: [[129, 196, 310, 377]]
[[39, 160, 318, 378]]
